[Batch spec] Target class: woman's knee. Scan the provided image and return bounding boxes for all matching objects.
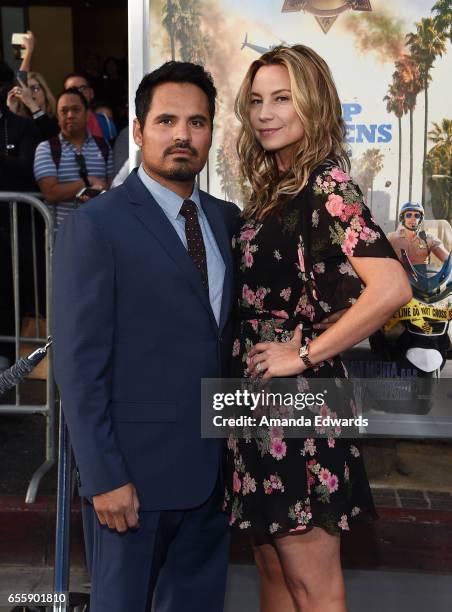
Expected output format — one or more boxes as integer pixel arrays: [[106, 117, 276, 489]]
[[253, 543, 284, 582]]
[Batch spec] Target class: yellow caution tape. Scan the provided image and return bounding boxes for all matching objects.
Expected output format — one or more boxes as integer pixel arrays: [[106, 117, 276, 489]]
[[383, 298, 452, 334]]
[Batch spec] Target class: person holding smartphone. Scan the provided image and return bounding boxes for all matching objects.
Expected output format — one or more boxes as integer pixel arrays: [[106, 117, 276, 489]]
[[33, 87, 113, 230], [7, 31, 59, 141]]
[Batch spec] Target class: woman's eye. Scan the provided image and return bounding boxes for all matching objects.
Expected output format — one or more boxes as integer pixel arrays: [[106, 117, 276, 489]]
[[275, 96, 289, 102], [250, 99, 261, 105]]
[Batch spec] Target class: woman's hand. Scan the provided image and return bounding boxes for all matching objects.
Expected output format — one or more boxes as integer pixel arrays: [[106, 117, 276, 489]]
[[19, 31, 36, 72], [15, 77, 40, 114], [6, 88, 21, 114], [247, 324, 307, 380], [22, 31, 36, 56]]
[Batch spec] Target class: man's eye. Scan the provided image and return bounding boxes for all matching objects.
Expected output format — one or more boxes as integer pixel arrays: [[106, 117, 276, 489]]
[[191, 120, 204, 127], [160, 118, 172, 125]]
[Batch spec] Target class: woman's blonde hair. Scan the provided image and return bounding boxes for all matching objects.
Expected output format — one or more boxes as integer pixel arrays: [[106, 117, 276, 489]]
[[27, 71, 56, 117], [235, 45, 350, 219]]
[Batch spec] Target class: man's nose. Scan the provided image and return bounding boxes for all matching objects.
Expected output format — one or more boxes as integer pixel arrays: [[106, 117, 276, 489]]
[[173, 123, 190, 142]]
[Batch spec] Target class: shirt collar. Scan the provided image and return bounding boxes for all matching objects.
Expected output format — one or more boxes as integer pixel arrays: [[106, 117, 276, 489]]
[[59, 130, 93, 148], [137, 164, 201, 221]]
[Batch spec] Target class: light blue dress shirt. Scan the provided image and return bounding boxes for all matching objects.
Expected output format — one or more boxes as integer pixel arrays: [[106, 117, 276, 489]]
[[137, 165, 225, 325]]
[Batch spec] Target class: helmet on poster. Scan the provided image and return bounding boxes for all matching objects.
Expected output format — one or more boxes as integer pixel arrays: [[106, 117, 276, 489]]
[[399, 202, 424, 231]]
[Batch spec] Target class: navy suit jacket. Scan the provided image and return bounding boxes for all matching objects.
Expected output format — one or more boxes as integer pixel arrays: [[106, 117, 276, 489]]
[[53, 170, 240, 510]]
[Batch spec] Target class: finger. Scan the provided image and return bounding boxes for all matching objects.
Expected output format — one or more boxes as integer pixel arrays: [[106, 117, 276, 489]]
[[250, 359, 268, 378], [113, 513, 129, 533], [125, 506, 140, 530], [248, 342, 269, 358], [96, 510, 107, 526], [291, 324, 303, 345], [103, 512, 116, 530], [249, 351, 267, 372]]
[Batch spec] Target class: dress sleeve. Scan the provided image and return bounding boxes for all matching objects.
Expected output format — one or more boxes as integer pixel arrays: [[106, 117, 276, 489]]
[[309, 165, 399, 263]]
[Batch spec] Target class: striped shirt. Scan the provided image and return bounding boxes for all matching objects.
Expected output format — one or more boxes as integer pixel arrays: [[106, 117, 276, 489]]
[[34, 132, 114, 229]]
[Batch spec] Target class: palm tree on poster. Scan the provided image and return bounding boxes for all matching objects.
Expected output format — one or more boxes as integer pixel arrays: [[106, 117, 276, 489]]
[[384, 78, 407, 227], [406, 18, 446, 205], [394, 55, 422, 202], [163, 0, 180, 61], [360, 148, 385, 211], [432, 0, 452, 43], [427, 118, 452, 221]]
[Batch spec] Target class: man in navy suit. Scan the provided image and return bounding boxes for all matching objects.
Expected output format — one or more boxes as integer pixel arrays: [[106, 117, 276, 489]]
[[53, 62, 240, 612]]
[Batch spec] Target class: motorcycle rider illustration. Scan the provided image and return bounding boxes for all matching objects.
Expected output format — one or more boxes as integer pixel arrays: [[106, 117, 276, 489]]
[[387, 201, 449, 266]]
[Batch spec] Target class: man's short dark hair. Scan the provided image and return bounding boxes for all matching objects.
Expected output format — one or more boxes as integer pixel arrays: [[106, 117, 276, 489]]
[[57, 87, 89, 110], [135, 61, 217, 128], [63, 72, 91, 88]]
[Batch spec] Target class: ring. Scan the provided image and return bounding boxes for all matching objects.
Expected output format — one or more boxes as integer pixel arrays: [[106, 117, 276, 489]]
[[256, 363, 262, 372]]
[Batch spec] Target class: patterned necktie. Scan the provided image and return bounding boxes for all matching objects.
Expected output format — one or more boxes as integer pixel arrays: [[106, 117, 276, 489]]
[[179, 199, 209, 290]]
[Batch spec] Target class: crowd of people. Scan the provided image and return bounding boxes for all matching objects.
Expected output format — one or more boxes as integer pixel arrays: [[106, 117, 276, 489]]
[[0, 32, 129, 364], [0, 31, 129, 198]]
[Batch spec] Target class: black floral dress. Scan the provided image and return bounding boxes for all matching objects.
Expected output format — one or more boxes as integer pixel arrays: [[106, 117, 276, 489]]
[[223, 163, 399, 539]]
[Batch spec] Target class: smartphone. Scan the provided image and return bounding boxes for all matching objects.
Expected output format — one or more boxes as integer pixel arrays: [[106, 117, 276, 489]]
[[11, 33, 27, 60], [75, 187, 105, 201], [16, 70, 28, 87]]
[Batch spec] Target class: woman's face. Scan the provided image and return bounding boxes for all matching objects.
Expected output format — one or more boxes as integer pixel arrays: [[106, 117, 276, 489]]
[[28, 77, 47, 112], [249, 64, 304, 165]]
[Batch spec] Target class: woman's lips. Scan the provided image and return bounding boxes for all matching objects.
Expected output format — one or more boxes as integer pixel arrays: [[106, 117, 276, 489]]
[[258, 127, 282, 137]]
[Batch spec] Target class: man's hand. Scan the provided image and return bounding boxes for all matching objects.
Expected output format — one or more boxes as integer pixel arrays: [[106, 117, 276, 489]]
[[313, 308, 348, 330], [87, 176, 107, 191], [92, 482, 140, 533]]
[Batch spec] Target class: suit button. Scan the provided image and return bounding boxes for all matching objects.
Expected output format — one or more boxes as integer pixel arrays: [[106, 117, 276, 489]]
[[218, 336, 223, 343]]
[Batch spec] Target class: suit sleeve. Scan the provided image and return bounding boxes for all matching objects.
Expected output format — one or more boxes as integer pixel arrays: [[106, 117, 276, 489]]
[[53, 210, 131, 497]]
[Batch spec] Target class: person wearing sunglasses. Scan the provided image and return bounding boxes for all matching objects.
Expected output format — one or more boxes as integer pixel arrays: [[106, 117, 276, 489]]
[[387, 201, 448, 265], [34, 87, 114, 229]]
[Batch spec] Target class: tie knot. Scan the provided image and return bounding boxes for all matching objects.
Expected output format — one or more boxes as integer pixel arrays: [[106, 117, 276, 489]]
[[180, 200, 198, 219]]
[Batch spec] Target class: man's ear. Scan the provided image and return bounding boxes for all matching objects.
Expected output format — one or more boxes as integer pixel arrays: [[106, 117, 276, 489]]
[[133, 118, 143, 147]]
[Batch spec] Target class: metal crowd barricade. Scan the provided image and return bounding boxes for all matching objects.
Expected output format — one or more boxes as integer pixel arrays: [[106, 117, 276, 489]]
[[0, 191, 55, 503]]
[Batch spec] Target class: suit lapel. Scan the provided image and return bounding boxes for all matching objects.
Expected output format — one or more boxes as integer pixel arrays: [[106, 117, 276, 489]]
[[124, 172, 217, 328], [200, 192, 234, 333]]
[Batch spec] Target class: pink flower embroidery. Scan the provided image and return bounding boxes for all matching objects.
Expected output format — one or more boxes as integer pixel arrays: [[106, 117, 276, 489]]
[[330, 167, 351, 183], [240, 228, 257, 242], [242, 284, 256, 305], [326, 193, 345, 217], [319, 467, 331, 484], [328, 474, 339, 493], [271, 309, 289, 319], [232, 339, 240, 357], [233, 471, 241, 493], [342, 227, 359, 256], [244, 243, 254, 268], [270, 438, 287, 460], [298, 246, 306, 273], [338, 514, 350, 531], [242, 472, 257, 495]]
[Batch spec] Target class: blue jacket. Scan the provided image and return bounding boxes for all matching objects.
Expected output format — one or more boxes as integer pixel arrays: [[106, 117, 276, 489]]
[[53, 170, 240, 510]]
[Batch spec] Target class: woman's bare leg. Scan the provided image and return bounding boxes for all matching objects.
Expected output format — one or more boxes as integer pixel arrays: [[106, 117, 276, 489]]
[[252, 541, 297, 612], [273, 527, 347, 612]]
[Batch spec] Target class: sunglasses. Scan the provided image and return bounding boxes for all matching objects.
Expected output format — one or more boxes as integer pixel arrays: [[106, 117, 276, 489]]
[[404, 212, 421, 219], [75, 153, 89, 184], [29, 84, 42, 94]]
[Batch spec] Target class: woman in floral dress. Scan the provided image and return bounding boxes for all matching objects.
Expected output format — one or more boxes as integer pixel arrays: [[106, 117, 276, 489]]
[[223, 45, 412, 612]]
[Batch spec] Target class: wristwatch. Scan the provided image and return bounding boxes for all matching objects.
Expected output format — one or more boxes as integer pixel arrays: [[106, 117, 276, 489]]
[[299, 343, 314, 369]]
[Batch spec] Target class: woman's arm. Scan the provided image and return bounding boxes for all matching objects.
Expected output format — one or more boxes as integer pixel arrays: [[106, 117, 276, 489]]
[[19, 31, 35, 72], [305, 257, 411, 366], [248, 257, 412, 379]]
